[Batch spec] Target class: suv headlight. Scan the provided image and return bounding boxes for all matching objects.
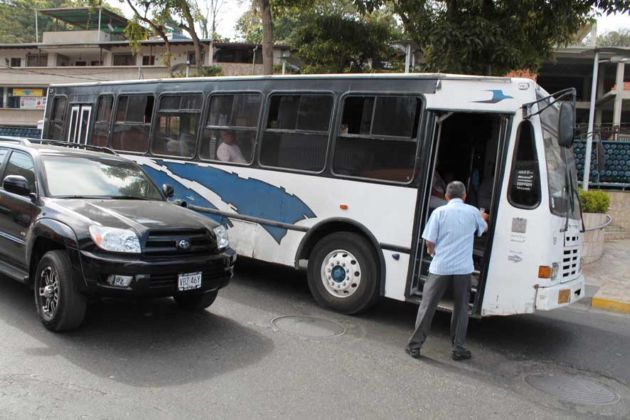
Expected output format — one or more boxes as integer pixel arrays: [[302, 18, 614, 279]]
[[89, 226, 141, 254], [213, 225, 229, 250]]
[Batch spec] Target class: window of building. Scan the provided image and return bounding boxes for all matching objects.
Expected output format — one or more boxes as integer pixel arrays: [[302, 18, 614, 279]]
[[3, 151, 36, 192], [91, 95, 114, 147], [48, 96, 68, 140], [508, 121, 541, 208], [10, 58, 21, 67], [111, 94, 154, 153], [113, 53, 135, 66], [333, 95, 421, 183], [26, 54, 47, 67], [142, 55, 156, 66], [187, 51, 205, 65], [260, 94, 332, 172], [151, 94, 202, 158], [200, 93, 261, 164], [90, 60, 103, 66]]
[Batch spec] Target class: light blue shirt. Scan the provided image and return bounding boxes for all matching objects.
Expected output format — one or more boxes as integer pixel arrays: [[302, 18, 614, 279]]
[[422, 198, 488, 275]]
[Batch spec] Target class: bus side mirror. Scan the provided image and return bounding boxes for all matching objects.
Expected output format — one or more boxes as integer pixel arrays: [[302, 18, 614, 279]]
[[558, 102, 575, 148], [162, 184, 174, 198]]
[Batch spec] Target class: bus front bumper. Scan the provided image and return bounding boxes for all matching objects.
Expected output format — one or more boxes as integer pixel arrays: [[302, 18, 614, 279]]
[[535, 274, 585, 311]]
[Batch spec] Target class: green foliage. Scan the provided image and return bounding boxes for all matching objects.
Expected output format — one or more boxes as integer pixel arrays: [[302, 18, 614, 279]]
[[291, 12, 398, 73], [579, 189, 610, 214], [0, 0, 86, 43], [598, 29, 630, 47], [353, 0, 630, 75]]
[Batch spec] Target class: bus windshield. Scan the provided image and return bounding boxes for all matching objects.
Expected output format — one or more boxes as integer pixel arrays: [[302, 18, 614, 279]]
[[538, 94, 581, 220]]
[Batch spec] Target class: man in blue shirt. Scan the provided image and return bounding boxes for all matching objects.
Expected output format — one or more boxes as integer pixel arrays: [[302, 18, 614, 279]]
[[406, 180, 488, 361]]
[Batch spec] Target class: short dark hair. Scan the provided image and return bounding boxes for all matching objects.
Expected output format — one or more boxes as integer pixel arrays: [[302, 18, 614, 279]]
[[446, 181, 466, 199]]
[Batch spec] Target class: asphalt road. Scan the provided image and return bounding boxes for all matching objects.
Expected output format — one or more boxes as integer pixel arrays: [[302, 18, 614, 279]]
[[0, 259, 629, 419]]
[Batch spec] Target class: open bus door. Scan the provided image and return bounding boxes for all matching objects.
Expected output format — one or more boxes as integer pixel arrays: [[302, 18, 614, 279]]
[[410, 111, 510, 315]]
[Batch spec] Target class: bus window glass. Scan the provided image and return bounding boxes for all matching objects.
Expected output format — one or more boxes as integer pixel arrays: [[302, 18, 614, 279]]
[[111, 94, 154, 153], [49, 96, 67, 140], [508, 121, 540, 207], [152, 94, 202, 158], [334, 95, 420, 183], [260, 94, 332, 172], [92, 95, 113, 147], [200, 93, 261, 164]]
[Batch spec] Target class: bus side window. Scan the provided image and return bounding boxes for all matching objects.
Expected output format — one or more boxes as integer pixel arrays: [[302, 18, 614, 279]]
[[508, 120, 541, 208], [92, 95, 113, 147], [260, 94, 332, 172], [333, 95, 420, 183], [49, 96, 68, 141], [111, 94, 154, 153], [151, 94, 202, 158], [200, 93, 261, 164]]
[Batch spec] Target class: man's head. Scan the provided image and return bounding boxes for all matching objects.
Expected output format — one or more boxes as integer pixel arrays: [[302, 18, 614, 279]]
[[445, 180, 466, 201], [220, 130, 235, 144]]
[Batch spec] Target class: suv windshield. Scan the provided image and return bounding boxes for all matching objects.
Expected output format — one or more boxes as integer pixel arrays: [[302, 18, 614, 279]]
[[538, 91, 580, 220], [42, 155, 163, 200]]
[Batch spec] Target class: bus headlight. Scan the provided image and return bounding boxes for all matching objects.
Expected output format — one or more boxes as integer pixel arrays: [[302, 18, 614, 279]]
[[538, 263, 559, 280], [213, 225, 229, 250]]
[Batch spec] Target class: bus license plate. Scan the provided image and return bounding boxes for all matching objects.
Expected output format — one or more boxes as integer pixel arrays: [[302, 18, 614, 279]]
[[558, 289, 570, 304], [178, 272, 202, 291]]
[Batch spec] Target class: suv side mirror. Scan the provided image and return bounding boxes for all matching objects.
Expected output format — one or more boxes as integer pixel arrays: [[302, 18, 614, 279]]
[[3, 175, 32, 196], [162, 184, 174, 198], [558, 101, 575, 148]]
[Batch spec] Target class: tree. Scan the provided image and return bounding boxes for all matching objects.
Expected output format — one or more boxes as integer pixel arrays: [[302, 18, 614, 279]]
[[598, 29, 630, 47], [0, 0, 86, 43], [258, 0, 273, 74], [120, 0, 173, 67], [354, 0, 630, 75], [198, 0, 224, 40]]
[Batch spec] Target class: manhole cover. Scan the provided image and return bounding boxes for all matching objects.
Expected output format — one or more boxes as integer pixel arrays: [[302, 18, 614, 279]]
[[525, 373, 620, 406], [271, 316, 345, 338]]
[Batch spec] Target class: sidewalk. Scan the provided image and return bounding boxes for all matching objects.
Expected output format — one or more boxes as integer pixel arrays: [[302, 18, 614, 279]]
[[582, 239, 630, 314]]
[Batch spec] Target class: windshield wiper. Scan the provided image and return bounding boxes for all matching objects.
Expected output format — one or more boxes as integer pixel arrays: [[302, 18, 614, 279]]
[[108, 196, 152, 200]]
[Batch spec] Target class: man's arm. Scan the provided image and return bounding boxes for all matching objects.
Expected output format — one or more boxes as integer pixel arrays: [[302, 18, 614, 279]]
[[426, 241, 435, 257]]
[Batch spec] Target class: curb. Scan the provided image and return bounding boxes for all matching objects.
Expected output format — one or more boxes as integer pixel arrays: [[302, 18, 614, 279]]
[[591, 297, 630, 314]]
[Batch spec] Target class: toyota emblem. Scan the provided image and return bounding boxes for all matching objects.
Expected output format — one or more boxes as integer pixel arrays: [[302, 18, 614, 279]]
[[177, 239, 191, 250]]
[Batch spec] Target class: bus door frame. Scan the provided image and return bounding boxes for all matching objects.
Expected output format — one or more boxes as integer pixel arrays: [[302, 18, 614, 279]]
[[407, 109, 513, 316], [67, 104, 92, 144]]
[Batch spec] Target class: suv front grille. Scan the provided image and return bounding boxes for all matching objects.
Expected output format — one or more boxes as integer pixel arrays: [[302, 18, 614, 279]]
[[144, 229, 215, 256]]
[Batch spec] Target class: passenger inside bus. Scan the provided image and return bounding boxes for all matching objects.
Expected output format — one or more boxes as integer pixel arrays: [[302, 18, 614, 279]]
[[216, 130, 247, 164]]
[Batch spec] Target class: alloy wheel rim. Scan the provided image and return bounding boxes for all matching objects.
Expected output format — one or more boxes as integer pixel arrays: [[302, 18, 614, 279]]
[[38, 266, 59, 320], [320, 249, 362, 299]]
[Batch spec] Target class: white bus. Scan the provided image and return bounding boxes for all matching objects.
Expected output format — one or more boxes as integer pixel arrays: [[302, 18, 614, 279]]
[[43, 74, 585, 316]]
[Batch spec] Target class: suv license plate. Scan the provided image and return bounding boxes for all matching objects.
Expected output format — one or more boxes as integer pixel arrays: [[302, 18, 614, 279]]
[[178, 272, 202, 291]]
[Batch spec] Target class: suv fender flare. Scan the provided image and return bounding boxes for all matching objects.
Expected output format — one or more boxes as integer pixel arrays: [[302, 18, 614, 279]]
[[27, 219, 84, 286]]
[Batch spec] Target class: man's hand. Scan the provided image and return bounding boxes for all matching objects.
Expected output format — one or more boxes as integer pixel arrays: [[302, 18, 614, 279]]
[[480, 210, 489, 222]]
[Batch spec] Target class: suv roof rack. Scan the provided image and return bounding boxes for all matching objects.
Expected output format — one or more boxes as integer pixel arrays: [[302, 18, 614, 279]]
[[0, 137, 118, 155]]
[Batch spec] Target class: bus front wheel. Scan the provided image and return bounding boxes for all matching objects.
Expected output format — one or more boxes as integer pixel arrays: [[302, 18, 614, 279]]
[[307, 232, 380, 314]]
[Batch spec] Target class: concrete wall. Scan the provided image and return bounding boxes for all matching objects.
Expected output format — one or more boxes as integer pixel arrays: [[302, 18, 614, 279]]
[[42, 31, 110, 44], [607, 191, 630, 239], [0, 108, 43, 127], [582, 213, 608, 263]]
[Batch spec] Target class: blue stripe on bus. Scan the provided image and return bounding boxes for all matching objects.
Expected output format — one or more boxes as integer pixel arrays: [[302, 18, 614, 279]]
[[144, 160, 317, 243]]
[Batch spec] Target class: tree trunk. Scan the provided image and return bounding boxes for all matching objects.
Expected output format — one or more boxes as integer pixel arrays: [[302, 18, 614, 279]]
[[259, 0, 273, 75]]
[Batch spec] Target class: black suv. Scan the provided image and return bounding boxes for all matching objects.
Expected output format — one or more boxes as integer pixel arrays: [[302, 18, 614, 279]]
[[0, 138, 235, 331]]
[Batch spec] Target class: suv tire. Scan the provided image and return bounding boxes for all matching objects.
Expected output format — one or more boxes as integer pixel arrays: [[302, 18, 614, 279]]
[[174, 290, 218, 310], [34, 250, 87, 332]]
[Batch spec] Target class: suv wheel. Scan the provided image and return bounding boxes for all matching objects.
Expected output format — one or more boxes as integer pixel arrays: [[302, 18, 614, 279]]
[[34, 250, 87, 332], [174, 290, 218, 311]]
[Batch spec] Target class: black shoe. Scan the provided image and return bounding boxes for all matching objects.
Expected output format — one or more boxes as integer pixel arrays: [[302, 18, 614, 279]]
[[405, 347, 421, 359], [451, 349, 472, 361]]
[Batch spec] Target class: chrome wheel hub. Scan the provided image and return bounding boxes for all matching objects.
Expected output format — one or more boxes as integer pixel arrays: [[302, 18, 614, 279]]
[[38, 266, 59, 320], [320, 249, 361, 298]]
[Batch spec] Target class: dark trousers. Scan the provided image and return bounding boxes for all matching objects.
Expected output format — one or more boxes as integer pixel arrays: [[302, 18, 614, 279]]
[[408, 273, 471, 352]]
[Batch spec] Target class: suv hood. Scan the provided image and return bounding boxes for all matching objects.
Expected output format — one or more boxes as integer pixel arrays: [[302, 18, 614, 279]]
[[47, 199, 216, 234]]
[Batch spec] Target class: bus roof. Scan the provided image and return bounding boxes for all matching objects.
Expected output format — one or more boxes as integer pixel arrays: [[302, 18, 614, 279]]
[[49, 73, 528, 89]]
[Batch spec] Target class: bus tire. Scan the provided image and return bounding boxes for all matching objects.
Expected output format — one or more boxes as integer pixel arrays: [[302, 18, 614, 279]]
[[307, 232, 380, 314]]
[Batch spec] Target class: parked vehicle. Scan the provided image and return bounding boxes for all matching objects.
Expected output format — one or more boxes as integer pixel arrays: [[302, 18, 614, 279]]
[[43, 74, 584, 317], [0, 138, 236, 331]]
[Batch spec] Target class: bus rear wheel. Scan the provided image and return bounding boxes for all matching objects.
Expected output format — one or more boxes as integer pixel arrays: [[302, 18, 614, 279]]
[[307, 232, 380, 314]]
